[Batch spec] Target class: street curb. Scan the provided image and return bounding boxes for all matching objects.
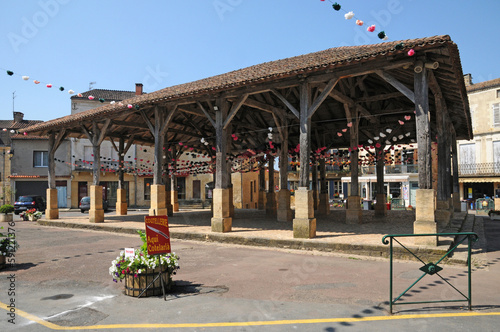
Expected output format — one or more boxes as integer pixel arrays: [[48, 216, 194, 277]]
[[37, 219, 460, 264]]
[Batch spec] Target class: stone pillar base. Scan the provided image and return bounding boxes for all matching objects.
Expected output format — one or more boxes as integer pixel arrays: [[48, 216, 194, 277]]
[[435, 200, 451, 229], [495, 198, 500, 212], [293, 218, 316, 238], [317, 193, 330, 216], [293, 188, 315, 238], [116, 188, 127, 215], [277, 189, 293, 222], [413, 220, 438, 246], [149, 185, 167, 216], [212, 188, 232, 232], [346, 196, 363, 224], [211, 217, 232, 232], [374, 193, 387, 218], [171, 191, 179, 212], [89, 185, 104, 223], [258, 191, 266, 210], [229, 186, 235, 217], [45, 188, 59, 220], [414, 189, 437, 245], [266, 192, 277, 217]]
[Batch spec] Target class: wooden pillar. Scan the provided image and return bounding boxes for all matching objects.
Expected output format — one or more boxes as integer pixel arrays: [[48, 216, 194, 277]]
[[163, 143, 173, 216], [46, 131, 65, 220], [266, 155, 277, 217], [413, 65, 437, 245], [451, 131, 461, 212], [82, 120, 110, 223], [211, 98, 232, 232], [170, 146, 179, 212], [374, 146, 387, 217], [345, 105, 362, 224], [258, 161, 266, 210], [277, 128, 292, 222], [293, 82, 316, 238], [311, 158, 319, 210], [317, 158, 330, 215], [435, 95, 452, 228], [115, 137, 127, 215]]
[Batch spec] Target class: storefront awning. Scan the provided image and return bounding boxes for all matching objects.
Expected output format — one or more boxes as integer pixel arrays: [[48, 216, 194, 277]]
[[341, 175, 409, 183], [459, 177, 500, 183]]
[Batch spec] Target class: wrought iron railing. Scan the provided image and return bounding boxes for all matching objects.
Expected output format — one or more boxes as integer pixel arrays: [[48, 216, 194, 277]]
[[459, 162, 500, 176]]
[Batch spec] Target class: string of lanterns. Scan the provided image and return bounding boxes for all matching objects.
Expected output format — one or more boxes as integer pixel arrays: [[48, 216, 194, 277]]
[[322, 0, 415, 56]]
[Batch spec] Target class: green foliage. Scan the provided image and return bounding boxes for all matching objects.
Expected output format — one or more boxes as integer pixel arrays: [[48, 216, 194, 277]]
[[137, 230, 148, 254], [0, 205, 14, 214]]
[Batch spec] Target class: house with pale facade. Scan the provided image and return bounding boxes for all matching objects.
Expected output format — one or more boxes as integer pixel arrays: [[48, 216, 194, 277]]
[[458, 75, 500, 207]]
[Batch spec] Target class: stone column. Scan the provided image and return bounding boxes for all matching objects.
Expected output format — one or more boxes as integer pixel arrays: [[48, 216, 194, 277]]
[[45, 188, 59, 220], [266, 155, 277, 217], [293, 82, 316, 238], [89, 185, 104, 223], [149, 184, 167, 216], [413, 65, 437, 245], [317, 158, 330, 215]]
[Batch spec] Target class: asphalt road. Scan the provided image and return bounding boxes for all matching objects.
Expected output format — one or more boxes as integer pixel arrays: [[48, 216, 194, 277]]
[[0, 216, 499, 331]]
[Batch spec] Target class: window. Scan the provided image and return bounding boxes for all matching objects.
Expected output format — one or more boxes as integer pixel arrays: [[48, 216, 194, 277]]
[[33, 151, 49, 167], [144, 178, 153, 200], [496, 89, 500, 98], [493, 103, 500, 127]]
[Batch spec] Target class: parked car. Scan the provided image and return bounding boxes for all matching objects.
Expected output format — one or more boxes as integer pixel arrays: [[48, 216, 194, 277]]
[[79, 196, 109, 213], [14, 195, 46, 215]]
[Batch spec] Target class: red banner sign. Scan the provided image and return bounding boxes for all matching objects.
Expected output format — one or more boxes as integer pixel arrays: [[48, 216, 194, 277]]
[[144, 216, 171, 255]]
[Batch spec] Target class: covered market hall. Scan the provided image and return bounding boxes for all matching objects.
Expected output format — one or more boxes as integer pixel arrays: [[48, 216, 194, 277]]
[[25, 35, 472, 243]]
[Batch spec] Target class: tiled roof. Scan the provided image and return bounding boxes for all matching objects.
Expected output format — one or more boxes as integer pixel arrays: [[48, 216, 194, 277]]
[[25, 35, 464, 134], [70, 89, 138, 101], [0, 120, 43, 130], [467, 77, 500, 93]]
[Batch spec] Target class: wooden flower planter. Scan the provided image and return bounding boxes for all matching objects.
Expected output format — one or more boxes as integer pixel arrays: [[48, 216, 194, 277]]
[[124, 267, 172, 297]]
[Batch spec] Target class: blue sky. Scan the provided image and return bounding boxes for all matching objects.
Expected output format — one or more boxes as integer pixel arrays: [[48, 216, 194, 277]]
[[1, 0, 499, 122]]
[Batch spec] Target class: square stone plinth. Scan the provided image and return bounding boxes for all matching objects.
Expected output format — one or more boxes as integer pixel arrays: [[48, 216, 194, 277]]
[[293, 218, 316, 239], [294, 188, 314, 219], [149, 185, 167, 216], [89, 185, 104, 223], [414, 220, 438, 246], [171, 191, 179, 212], [116, 188, 127, 215], [415, 189, 435, 222], [45, 188, 59, 220], [211, 217, 232, 233]]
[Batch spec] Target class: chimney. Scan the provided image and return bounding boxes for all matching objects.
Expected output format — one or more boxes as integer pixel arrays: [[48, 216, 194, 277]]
[[464, 73, 473, 87], [13, 112, 24, 123], [135, 83, 143, 96]]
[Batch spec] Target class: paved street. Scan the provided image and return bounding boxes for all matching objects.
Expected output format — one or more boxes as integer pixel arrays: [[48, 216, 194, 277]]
[[1, 215, 499, 331]]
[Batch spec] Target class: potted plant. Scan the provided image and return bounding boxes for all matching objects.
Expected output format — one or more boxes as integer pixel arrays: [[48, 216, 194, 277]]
[[0, 205, 14, 222], [0, 227, 19, 270], [109, 230, 180, 297], [22, 208, 42, 221]]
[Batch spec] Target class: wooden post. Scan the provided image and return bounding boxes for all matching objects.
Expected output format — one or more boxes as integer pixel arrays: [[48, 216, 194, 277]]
[[277, 124, 292, 221], [375, 146, 387, 217], [414, 65, 437, 245], [258, 160, 266, 210], [317, 158, 330, 215], [311, 158, 318, 210], [46, 130, 65, 220], [435, 95, 452, 228], [211, 98, 232, 232], [266, 154, 276, 217], [345, 105, 362, 224], [451, 130, 461, 212]]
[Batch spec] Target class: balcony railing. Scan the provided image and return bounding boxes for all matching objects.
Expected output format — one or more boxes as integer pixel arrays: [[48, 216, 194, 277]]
[[459, 162, 500, 177]]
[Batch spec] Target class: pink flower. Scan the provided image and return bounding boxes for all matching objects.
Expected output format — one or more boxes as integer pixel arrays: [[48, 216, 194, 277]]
[[398, 120, 405, 125], [404, 115, 411, 121], [347, 122, 352, 127], [408, 49, 415, 56], [127, 104, 133, 109], [356, 20, 363, 26], [88, 96, 95, 100], [367, 25, 376, 32]]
